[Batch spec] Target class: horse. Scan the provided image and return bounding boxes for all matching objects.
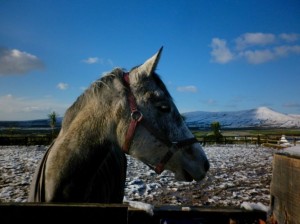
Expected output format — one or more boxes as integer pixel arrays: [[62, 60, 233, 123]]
[[28, 47, 210, 205]]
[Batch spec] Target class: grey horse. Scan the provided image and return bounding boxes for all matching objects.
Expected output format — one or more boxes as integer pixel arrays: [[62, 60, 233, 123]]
[[28, 47, 209, 204]]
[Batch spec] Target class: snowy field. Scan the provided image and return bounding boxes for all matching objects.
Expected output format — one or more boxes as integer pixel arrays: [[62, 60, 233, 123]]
[[0, 144, 278, 209]]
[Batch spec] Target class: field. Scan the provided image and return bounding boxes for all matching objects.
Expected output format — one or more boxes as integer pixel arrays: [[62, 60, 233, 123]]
[[1, 144, 275, 208], [1, 128, 299, 223]]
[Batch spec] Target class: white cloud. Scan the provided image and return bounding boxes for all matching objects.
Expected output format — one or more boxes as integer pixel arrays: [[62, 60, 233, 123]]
[[279, 33, 300, 42], [57, 82, 69, 90], [235, 33, 276, 50], [242, 49, 275, 64], [0, 48, 44, 75], [82, 57, 101, 64], [176, 85, 198, 93], [0, 94, 68, 121], [82, 57, 114, 66], [210, 38, 234, 64], [241, 45, 300, 64], [210, 32, 300, 64], [274, 45, 300, 57]]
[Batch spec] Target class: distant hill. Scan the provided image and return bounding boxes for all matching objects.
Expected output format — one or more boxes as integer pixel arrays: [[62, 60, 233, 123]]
[[0, 117, 63, 129], [182, 107, 300, 130]]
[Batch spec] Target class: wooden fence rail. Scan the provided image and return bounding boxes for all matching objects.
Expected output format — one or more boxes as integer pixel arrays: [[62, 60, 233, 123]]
[[197, 135, 298, 146], [0, 136, 53, 145], [0, 135, 298, 146], [0, 203, 267, 224]]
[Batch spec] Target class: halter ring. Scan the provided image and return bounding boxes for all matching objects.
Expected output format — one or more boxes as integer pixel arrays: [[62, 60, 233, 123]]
[[131, 110, 143, 122]]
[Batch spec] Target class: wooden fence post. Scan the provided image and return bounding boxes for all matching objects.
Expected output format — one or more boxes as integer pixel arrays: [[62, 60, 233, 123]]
[[270, 148, 300, 223]]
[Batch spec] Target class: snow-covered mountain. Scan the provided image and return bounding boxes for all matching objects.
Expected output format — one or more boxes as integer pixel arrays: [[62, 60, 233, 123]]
[[182, 107, 300, 129]]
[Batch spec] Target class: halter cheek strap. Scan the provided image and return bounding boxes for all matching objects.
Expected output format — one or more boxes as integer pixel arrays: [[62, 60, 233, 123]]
[[122, 72, 143, 153], [122, 72, 198, 174]]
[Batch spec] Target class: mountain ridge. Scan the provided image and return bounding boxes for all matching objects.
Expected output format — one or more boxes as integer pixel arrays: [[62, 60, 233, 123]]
[[183, 106, 300, 129], [0, 117, 63, 129], [0, 107, 299, 130]]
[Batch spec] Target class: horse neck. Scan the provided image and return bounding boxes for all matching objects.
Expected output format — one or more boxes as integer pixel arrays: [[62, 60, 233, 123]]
[[46, 76, 127, 174], [63, 86, 124, 137], [44, 139, 127, 202], [44, 95, 126, 201]]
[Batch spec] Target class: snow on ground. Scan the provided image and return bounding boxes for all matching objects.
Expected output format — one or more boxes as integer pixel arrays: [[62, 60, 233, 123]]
[[0, 144, 279, 208]]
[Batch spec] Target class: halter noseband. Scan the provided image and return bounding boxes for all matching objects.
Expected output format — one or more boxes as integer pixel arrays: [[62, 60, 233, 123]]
[[122, 72, 199, 174]]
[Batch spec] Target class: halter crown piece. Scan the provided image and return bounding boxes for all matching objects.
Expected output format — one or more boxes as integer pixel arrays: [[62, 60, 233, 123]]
[[122, 72, 199, 174]]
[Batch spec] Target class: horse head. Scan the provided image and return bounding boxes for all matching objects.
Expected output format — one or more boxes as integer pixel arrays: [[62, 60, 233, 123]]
[[117, 47, 209, 182]]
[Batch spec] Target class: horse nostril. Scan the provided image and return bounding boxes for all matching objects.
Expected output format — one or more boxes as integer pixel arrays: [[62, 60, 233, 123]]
[[204, 160, 210, 172]]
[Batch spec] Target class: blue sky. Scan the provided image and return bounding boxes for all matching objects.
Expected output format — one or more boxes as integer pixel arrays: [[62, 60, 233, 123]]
[[0, 0, 300, 121]]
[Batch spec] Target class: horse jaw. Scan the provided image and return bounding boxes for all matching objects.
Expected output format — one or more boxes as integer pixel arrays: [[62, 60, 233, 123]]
[[130, 136, 209, 183], [165, 145, 209, 182], [130, 47, 163, 83]]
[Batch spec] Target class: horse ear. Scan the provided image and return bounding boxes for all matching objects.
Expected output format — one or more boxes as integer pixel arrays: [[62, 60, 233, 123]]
[[131, 47, 163, 81], [140, 46, 163, 75]]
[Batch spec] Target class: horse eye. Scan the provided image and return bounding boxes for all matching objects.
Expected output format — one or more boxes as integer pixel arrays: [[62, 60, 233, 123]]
[[158, 104, 171, 113]]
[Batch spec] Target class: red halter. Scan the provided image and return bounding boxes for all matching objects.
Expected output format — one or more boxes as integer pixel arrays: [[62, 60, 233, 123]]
[[121, 72, 199, 174]]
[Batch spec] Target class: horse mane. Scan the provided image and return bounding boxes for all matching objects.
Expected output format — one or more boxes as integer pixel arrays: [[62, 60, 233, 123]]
[[61, 68, 124, 131], [61, 67, 172, 131]]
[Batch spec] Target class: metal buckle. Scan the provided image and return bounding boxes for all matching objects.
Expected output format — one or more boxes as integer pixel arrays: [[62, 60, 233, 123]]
[[131, 110, 143, 122]]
